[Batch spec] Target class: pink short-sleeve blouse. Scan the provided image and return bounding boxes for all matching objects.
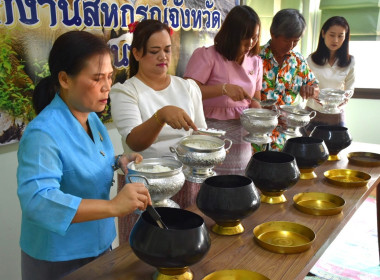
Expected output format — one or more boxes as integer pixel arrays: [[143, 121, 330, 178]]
[[184, 46, 263, 120]]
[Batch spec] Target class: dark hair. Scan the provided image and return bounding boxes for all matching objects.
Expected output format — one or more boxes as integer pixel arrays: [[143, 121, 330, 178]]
[[214, 5, 261, 60], [311, 16, 351, 67], [270, 9, 306, 38], [33, 31, 111, 114], [128, 19, 171, 78]]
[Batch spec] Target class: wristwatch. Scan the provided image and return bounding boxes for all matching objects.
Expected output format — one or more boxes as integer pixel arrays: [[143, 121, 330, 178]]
[[113, 154, 123, 171]]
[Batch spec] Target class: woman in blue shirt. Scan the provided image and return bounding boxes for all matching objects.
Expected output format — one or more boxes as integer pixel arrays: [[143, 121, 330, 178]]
[[17, 31, 151, 280]]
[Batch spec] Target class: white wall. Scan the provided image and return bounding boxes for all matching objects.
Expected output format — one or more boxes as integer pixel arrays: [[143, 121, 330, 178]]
[[345, 99, 380, 145], [0, 142, 22, 280], [0, 101, 379, 280], [0, 122, 124, 280]]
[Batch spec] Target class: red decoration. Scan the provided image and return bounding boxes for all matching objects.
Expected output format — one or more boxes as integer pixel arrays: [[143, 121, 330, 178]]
[[128, 21, 139, 33], [128, 21, 174, 36]]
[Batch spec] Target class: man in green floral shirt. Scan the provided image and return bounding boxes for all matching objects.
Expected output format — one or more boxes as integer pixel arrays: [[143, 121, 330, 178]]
[[256, 8, 319, 151]]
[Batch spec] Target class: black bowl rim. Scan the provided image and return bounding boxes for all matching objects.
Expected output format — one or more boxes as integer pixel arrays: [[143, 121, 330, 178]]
[[285, 137, 324, 145], [312, 125, 349, 132], [252, 151, 295, 164], [202, 175, 253, 189], [141, 207, 205, 230]]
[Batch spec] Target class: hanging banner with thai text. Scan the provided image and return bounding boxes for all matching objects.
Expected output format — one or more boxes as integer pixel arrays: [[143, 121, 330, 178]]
[[0, 0, 236, 145]]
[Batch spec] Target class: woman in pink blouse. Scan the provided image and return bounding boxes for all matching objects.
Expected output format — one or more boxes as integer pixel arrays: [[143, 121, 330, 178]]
[[184, 5, 262, 175]]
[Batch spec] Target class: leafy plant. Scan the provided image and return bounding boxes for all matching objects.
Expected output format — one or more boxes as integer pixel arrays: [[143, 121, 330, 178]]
[[0, 33, 36, 121], [98, 103, 112, 123], [0, 32, 112, 123], [33, 60, 50, 84]]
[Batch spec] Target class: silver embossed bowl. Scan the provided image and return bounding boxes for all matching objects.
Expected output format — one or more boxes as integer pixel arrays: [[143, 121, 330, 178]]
[[170, 135, 232, 183], [319, 88, 354, 114], [279, 105, 316, 137], [240, 108, 278, 144], [126, 157, 185, 208]]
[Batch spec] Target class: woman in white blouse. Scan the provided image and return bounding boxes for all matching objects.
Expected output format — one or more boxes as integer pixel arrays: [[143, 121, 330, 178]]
[[305, 16, 355, 134], [110, 19, 206, 158]]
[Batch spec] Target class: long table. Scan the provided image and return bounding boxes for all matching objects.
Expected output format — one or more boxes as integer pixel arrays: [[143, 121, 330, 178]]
[[63, 141, 380, 280]]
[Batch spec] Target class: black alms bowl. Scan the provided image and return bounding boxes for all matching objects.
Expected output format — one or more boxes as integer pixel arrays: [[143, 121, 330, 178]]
[[129, 207, 211, 268], [245, 151, 300, 193], [245, 152, 300, 203], [282, 137, 329, 179], [310, 126, 352, 160], [196, 175, 260, 228]]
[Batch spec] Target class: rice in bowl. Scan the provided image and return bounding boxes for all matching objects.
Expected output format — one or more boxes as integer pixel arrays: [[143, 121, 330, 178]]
[[137, 165, 172, 173]]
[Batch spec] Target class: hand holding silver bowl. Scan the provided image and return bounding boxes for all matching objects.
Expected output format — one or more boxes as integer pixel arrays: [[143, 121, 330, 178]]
[[126, 157, 185, 208], [318, 88, 354, 114]]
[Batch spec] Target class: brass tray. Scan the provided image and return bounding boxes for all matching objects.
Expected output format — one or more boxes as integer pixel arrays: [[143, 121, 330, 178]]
[[324, 169, 371, 187], [253, 221, 315, 254], [347, 152, 380, 167], [203, 269, 270, 280], [293, 192, 345, 216]]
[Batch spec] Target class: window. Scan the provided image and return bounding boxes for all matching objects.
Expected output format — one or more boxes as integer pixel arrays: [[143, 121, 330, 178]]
[[350, 41, 380, 89]]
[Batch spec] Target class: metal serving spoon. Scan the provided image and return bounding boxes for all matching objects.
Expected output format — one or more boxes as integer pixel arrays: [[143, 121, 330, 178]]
[[251, 97, 277, 107], [197, 128, 226, 137], [146, 205, 168, 229]]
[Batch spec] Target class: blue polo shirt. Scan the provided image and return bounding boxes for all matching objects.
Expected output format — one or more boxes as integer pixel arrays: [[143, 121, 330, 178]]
[[17, 94, 116, 261]]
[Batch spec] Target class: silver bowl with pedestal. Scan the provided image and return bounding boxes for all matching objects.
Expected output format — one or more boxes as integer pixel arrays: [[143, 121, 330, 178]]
[[279, 105, 316, 137], [240, 108, 278, 145], [126, 157, 185, 208], [170, 135, 232, 183], [318, 88, 354, 114]]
